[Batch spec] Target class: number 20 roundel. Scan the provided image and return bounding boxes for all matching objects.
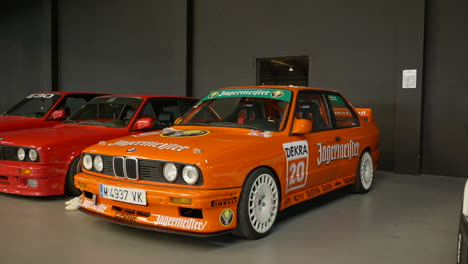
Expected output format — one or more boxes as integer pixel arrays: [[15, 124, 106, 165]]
[[283, 140, 309, 193]]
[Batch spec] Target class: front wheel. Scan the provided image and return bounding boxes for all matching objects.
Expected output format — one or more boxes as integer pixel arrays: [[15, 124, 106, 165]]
[[65, 158, 82, 196], [352, 151, 374, 193], [234, 168, 279, 239]]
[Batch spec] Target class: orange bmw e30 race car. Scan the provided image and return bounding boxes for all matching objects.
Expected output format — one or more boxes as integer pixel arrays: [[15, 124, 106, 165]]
[[74, 86, 380, 239]]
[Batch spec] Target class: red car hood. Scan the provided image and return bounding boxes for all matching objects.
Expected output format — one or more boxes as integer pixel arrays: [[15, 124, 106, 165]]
[[0, 116, 55, 132]]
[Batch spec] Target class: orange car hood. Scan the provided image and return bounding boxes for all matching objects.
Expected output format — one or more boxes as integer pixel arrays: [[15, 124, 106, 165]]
[[88, 126, 280, 164]]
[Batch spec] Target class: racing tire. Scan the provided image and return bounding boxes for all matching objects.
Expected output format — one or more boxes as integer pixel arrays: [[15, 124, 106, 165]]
[[352, 151, 374, 194], [234, 168, 279, 239], [65, 158, 82, 196]]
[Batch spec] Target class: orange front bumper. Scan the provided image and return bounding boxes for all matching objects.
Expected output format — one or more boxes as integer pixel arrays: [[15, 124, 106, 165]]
[[74, 172, 242, 235]]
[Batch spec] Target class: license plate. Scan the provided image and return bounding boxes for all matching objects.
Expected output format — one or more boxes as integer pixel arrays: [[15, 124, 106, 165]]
[[99, 184, 147, 205]]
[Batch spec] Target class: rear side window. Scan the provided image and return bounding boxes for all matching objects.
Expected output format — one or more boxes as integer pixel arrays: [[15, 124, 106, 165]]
[[327, 94, 359, 128]]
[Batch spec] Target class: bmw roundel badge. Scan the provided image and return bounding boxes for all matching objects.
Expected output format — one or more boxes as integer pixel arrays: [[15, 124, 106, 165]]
[[127, 148, 137, 153]]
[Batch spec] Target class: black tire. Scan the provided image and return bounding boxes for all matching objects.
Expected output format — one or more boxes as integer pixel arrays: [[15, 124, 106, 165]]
[[234, 168, 279, 239], [65, 158, 82, 195], [352, 151, 374, 194]]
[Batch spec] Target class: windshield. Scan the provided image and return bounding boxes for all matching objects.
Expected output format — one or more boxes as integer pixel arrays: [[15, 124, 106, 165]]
[[65, 97, 142, 128], [179, 88, 292, 131], [3, 93, 62, 118]]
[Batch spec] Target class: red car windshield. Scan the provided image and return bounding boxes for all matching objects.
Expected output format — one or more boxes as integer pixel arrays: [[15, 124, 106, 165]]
[[65, 96, 142, 128], [3, 93, 62, 118]]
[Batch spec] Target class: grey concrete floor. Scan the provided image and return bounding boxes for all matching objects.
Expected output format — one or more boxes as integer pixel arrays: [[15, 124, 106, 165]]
[[0, 171, 464, 264]]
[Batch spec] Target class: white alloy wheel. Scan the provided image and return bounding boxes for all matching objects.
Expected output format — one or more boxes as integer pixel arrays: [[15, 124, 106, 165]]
[[247, 173, 279, 233], [458, 232, 462, 264], [360, 152, 373, 190]]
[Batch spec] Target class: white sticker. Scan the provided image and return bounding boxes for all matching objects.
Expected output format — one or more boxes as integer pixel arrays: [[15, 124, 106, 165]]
[[402, 69, 417, 88], [283, 140, 309, 193], [26, 93, 56, 99]]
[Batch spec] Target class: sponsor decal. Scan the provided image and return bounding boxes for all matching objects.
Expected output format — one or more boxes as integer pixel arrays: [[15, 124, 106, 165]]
[[283, 197, 292, 207], [132, 131, 163, 137], [108, 140, 190, 152], [294, 193, 304, 202], [127, 148, 137, 153], [161, 130, 210, 138], [321, 183, 332, 192], [211, 197, 238, 207], [283, 140, 309, 193], [154, 214, 207, 231], [201, 89, 292, 102], [342, 176, 355, 184], [82, 199, 108, 213], [219, 209, 234, 227], [305, 187, 321, 198], [248, 130, 273, 138], [328, 95, 345, 103], [271, 90, 284, 98], [334, 181, 342, 186], [26, 93, 56, 99], [115, 212, 137, 223], [317, 140, 360, 166]]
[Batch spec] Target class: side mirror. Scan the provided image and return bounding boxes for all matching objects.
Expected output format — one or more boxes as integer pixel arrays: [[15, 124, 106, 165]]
[[132, 118, 154, 130], [49, 109, 66, 120], [292, 118, 312, 135]]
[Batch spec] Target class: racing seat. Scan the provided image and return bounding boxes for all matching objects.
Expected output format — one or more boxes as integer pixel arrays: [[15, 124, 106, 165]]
[[237, 101, 263, 124], [295, 102, 326, 131], [158, 112, 173, 127]]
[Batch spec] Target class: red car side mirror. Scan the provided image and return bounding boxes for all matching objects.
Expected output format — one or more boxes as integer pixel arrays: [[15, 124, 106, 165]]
[[132, 118, 154, 130], [49, 109, 66, 120]]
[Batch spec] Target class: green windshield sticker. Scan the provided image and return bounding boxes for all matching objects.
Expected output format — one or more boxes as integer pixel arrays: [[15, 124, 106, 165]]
[[328, 95, 345, 103], [202, 89, 292, 102]]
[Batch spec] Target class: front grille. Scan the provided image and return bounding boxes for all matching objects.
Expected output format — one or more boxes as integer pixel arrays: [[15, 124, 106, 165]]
[[112, 157, 125, 178], [1, 146, 18, 161], [85, 153, 203, 186]]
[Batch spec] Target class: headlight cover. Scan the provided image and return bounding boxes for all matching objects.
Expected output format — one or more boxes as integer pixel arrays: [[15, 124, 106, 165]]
[[182, 165, 199, 185], [28, 149, 38, 162], [163, 163, 177, 182], [93, 155, 103, 172], [17, 148, 26, 161], [82, 154, 93, 171]]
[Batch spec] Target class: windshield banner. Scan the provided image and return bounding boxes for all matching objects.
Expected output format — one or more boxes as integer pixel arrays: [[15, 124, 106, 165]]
[[201, 89, 292, 102]]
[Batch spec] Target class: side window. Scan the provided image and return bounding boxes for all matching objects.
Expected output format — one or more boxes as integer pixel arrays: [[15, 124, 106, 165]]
[[295, 92, 331, 132], [57, 94, 100, 116], [139, 98, 182, 129], [327, 94, 359, 128]]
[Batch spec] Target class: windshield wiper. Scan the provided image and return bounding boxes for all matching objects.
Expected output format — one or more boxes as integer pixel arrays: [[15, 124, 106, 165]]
[[63, 119, 78, 124], [177, 121, 209, 126], [208, 122, 262, 131]]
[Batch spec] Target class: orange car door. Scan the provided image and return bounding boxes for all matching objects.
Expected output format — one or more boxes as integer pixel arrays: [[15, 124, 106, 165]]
[[326, 93, 363, 180], [284, 91, 340, 195]]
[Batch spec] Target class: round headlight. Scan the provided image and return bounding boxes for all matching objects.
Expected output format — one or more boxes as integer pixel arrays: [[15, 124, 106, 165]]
[[182, 165, 199, 185], [93, 155, 103, 172], [28, 149, 38, 161], [82, 154, 93, 171], [17, 148, 26, 161], [163, 163, 177, 182]]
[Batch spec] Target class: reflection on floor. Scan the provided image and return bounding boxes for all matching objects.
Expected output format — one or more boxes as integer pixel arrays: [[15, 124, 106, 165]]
[[0, 171, 464, 264]]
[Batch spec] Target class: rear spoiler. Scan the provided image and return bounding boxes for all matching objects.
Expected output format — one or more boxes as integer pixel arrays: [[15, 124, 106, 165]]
[[355, 108, 375, 122]]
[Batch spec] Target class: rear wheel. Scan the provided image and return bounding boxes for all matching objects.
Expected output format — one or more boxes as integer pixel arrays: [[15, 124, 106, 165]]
[[65, 158, 82, 196], [234, 168, 279, 239], [352, 151, 373, 193]]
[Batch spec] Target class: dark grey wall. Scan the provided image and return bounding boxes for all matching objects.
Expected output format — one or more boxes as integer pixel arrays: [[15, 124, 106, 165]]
[[192, 0, 426, 171], [0, 0, 52, 113], [422, 0, 468, 177], [57, 0, 187, 96]]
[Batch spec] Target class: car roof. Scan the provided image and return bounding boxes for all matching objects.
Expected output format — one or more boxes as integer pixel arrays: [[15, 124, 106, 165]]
[[218, 85, 339, 94], [95, 94, 197, 100], [32, 91, 109, 96]]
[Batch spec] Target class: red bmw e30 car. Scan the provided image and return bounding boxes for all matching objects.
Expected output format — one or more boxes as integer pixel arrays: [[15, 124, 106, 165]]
[[0, 92, 107, 132], [0, 94, 198, 196]]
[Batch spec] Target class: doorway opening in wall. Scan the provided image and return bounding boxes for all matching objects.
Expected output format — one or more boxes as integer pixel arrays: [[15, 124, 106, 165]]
[[256, 56, 309, 86]]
